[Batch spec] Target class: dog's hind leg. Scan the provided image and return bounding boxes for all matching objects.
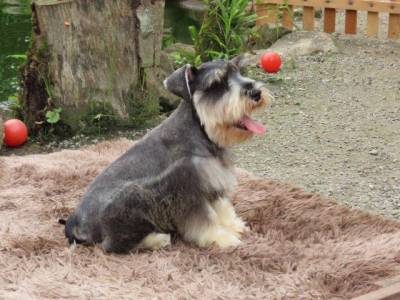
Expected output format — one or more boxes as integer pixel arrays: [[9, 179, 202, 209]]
[[101, 214, 156, 253], [180, 202, 241, 248], [211, 197, 248, 236], [65, 214, 90, 244], [100, 184, 166, 253]]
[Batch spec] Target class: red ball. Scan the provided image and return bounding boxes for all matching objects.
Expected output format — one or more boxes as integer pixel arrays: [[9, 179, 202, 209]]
[[260, 52, 282, 73], [3, 119, 28, 147]]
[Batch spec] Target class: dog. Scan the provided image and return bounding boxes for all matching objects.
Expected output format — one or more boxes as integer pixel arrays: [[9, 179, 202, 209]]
[[64, 55, 271, 253]]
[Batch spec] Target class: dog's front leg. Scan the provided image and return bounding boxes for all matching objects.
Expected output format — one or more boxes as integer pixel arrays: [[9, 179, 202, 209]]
[[180, 202, 241, 248], [212, 197, 248, 236]]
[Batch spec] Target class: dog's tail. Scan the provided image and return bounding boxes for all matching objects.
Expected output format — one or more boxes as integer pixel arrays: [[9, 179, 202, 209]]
[[60, 214, 86, 244], [58, 218, 67, 225]]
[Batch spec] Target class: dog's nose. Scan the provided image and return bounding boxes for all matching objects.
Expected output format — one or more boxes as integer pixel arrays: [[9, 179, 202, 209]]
[[249, 89, 261, 102]]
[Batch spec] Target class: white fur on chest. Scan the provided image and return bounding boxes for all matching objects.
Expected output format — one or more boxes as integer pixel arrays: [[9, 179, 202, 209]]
[[192, 157, 236, 194]]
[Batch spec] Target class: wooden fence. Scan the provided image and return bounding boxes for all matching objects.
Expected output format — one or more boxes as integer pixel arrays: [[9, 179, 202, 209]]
[[255, 0, 400, 39]]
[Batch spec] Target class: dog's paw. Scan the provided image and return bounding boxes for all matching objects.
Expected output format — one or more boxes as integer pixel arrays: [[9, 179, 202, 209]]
[[208, 227, 241, 248], [212, 198, 249, 236], [228, 217, 249, 235], [214, 228, 242, 248], [139, 233, 171, 250], [192, 226, 241, 248]]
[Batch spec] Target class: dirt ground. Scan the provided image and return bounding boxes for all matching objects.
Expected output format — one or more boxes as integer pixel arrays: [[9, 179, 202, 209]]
[[236, 35, 400, 220]]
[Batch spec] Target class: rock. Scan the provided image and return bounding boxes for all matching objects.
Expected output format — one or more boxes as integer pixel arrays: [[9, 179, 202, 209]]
[[369, 149, 379, 156], [251, 24, 290, 50], [249, 31, 338, 64], [163, 43, 195, 58], [179, 0, 206, 11]]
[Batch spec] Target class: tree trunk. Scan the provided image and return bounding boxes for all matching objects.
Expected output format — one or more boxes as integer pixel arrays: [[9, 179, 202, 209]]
[[22, 0, 166, 133]]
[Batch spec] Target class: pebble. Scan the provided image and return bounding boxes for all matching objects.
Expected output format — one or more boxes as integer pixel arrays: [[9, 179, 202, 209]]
[[369, 149, 379, 156]]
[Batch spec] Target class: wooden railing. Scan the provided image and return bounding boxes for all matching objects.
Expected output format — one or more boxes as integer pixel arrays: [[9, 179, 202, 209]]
[[255, 0, 400, 39]]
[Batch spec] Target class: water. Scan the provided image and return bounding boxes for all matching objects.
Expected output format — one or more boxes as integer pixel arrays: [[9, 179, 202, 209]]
[[0, 0, 31, 102], [0, 0, 201, 103], [164, 1, 201, 44]]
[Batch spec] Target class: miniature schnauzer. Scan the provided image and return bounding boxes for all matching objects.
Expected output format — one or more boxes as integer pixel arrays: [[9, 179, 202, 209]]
[[64, 55, 271, 253]]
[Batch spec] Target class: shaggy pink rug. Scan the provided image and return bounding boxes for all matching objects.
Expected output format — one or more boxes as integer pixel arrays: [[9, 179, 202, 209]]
[[1, 139, 400, 299]]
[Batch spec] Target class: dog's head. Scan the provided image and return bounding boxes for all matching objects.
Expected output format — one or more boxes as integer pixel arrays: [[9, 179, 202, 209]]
[[163, 55, 271, 147]]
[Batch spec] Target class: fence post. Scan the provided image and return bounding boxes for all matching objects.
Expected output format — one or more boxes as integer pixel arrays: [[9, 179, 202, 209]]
[[324, 8, 336, 33], [256, 3, 278, 26], [345, 10, 357, 33], [303, 6, 315, 30], [282, 5, 294, 29], [388, 14, 400, 39], [366, 12, 379, 37]]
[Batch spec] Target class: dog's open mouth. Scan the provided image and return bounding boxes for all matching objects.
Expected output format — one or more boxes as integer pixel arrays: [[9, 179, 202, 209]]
[[235, 115, 266, 134]]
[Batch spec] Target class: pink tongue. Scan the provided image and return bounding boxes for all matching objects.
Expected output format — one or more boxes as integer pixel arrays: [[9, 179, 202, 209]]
[[240, 115, 266, 134]]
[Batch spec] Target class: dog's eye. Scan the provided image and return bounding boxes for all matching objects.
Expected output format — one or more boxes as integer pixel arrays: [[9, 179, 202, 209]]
[[207, 77, 228, 91], [243, 82, 253, 90], [202, 79, 229, 102]]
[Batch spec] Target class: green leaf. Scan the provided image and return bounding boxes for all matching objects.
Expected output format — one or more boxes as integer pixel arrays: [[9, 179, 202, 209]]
[[7, 54, 27, 60], [188, 26, 198, 44], [45, 107, 62, 124], [93, 113, 104, 120], [46, 110, 60, 124], [8, 94, 17, 101], [194, 55, 202, 67]]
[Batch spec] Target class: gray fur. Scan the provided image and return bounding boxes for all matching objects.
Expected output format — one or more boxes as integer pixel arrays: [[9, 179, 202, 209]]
[[65, 57, 263, 253]]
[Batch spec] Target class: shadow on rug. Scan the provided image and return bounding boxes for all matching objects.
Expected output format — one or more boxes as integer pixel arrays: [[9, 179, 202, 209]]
[[1, 139, 400, 299]]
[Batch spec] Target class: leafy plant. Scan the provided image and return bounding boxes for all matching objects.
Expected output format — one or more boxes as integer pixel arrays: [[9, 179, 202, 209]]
[[92, 112, 117, 135], [170, 51, 202, 67], [190, 0, 257, 61], [2, 94, 22, 111], [46, 107, 62, 124]]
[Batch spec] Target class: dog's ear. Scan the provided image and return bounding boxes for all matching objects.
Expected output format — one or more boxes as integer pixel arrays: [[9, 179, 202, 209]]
[[163, 64, 197, 101], [229, 54, 250, 71]]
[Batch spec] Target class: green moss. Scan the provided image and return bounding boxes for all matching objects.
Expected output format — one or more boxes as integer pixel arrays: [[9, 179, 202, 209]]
[[37, 37, 50, 61], [125, 68, 160, 128], [128, 92, 160, 128], [83, 100, 119, 134], [59, 100, 119, 135]]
